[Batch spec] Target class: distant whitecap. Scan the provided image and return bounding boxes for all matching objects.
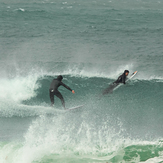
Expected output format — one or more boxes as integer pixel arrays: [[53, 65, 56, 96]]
[[19, 8, 25, 12]]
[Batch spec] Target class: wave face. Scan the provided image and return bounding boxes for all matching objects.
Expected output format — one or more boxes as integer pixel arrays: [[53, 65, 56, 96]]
[[0, 72, 163, 162], [1, 0, 163, 162]]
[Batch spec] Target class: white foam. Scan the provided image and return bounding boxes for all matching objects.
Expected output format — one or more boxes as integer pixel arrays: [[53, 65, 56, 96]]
[[0, 101, 64, 118], [137, 74, 163, 81], [0, 112, 163, 163], [47, 65, 163, 81], [0, 74, 39, 103], [19, 8, 25, 12], [142, 156, 163, 163], [45, 63, 135, 79]]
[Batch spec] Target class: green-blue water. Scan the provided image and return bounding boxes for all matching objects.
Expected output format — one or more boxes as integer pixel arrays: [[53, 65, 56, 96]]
[[0, 0, 163, 162]]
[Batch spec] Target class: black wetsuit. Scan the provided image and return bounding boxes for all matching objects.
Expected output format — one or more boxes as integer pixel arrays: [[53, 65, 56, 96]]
[[49, 78, 72, 108], [102, 72, 127, 95], [114, 72, 126, 84]]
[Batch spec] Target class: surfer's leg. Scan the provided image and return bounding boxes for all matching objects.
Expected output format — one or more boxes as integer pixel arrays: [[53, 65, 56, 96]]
[[55, 91, 66, 109], [49, 90, 54, 106], [102, 83, 118, 96]]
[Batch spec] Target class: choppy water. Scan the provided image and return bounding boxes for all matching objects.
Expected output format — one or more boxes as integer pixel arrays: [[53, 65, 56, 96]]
[[0, 0, 163, 162]]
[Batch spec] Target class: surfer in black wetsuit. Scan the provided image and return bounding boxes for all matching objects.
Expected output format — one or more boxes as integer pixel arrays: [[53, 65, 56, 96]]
[[49, 75, 75, 109], [102, 70, 129, 95], [114, 70, 129, 84]]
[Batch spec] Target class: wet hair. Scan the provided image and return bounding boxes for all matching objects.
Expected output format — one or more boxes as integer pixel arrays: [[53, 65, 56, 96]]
[[124, 70, 129, 73], [57, 75, 63, 81]]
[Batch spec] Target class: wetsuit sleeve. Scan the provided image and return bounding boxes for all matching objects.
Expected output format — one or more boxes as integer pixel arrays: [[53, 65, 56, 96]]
[[114, 75, 122, 84], [61, 82, 72, 91], [122, 74, 126, 84]]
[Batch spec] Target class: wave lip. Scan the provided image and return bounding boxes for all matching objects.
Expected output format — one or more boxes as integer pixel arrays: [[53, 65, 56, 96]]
[[0, 74, 39, 103]]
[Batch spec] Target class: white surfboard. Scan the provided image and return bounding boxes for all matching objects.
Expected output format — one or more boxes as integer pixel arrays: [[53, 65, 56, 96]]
[[66, 105, 84, 111], [102, 71, 138, 95], [114, 71, 138, 91], [127, 71, 138, 80]]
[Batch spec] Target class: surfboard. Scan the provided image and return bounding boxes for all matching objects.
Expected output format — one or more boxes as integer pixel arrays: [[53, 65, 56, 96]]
[[114, 71, 138, 91], [66, 105, 84, 111], [127, 71, 137, 80], [102, 71, 138, 95]]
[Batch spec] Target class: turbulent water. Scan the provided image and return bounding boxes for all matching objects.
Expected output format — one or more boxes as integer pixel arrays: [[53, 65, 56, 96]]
[[0, 0, 163, 162]]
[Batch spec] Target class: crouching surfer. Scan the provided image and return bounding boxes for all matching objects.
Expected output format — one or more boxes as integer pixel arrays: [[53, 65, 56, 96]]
[[102, 70, 129, 95], [49, 75, 75, 109]]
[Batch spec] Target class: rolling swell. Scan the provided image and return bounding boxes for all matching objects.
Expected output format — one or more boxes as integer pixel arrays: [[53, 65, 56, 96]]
[[27, 76, 163, 139], [1, 74, 163, 118], [1, 74, 163, 162], [23, 75, 163, 109], [1, 74, 163, 138]]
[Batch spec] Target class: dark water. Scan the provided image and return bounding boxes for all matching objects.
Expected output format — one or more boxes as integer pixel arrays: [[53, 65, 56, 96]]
[[0, 0, 163, 162]]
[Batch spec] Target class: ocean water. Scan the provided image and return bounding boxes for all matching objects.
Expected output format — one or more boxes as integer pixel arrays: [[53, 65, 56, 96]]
[[0, 0, 163, 162]]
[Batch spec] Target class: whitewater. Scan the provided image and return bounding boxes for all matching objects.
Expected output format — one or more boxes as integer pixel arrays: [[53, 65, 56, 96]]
[[0, 0, 163, 163]]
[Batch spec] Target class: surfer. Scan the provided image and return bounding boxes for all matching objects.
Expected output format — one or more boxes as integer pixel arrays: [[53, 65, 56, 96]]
[[49, 75, 75, 109], [114, 70, 129, 84], [102, 70, 129, 95]]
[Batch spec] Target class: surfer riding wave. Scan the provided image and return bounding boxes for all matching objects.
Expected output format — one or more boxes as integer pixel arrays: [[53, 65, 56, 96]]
[[49, 75, 75, 109], [102, 70, 129, 95]]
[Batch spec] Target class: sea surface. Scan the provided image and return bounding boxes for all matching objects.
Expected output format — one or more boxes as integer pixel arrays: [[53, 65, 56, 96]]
[[0, 0, 163, 162]]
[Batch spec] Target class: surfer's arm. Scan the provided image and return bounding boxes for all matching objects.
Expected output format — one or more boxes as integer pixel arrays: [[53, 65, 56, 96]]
[[61, 82, 74, 93], [114, 75, 122, 84], [122, 74, 126, 84]]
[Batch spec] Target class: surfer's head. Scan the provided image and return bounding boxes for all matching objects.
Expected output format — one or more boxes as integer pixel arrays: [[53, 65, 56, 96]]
[[124, 70, 129, 76], [57, 75, 63, 81]]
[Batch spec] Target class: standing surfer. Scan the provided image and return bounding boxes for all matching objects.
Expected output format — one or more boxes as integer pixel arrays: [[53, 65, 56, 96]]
[[49, 75, 75, 109]]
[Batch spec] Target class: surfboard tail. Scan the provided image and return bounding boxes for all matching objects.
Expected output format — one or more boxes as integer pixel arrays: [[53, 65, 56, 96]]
[[67, 105, 84, 111]]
